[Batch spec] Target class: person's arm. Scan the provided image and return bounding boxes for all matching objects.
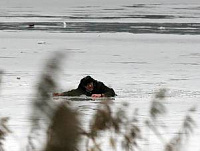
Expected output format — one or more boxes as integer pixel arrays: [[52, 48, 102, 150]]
[[98, 82, 116, 97], [103, 88, 115, 97], [53, 89, 84, 96]]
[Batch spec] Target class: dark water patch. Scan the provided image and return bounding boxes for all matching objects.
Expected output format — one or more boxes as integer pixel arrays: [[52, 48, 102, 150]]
[[11, 6, 33, 9], [75, 6, 100, 8], [0, 56, 16, 58], [178, 16, 199, 19], [181, 53, 200, 58], [123, 4, 146, 8], [0, 21, 63, 30], [153, 73, 161, 76], [112, 55, 121, 57], [0, 15, 61, 18], [1, 21, 200, 35], [126, 83, 139, 86], [65, 97, 93, 101], [123, 4, 159, 8], [68, 14, 176, 19], [127, 14, 175, 19], [169, 78, 189, 81], [103, 8, 125, 11], [64, 48, 81, 52], [190, 6, 200, 10], [106, 72, 117, 75], [175, 63, 200, 66], [0, 14, 176, 20], [189, 53, 200, 56], [174, 6, 200, 10], [57, 96, 115, 101], [68, 16, 123, 19]]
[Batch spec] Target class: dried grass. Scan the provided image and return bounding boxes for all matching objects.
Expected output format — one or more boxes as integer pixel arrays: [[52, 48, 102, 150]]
[[45, 103, 80, 151]]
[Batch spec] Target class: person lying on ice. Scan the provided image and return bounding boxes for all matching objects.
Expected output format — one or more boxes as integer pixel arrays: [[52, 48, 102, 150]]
[[53, 76, 116, 98]]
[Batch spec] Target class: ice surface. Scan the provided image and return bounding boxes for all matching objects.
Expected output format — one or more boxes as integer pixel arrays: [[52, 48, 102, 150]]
[[0, 1, 200, 151]]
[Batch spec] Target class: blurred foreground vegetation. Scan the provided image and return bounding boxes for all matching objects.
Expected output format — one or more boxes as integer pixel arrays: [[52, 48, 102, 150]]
[[0, 53, 197, 151]]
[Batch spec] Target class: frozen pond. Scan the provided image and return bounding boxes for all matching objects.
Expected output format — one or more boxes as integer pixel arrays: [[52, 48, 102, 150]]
[[0, 0, 200, 150]]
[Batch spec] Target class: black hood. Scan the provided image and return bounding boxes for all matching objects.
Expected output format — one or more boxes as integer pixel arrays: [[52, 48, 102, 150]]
[[78, 76, 95, 90]]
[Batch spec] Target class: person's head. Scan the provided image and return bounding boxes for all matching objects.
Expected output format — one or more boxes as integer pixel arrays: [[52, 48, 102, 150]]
[[80, 76, 95, 91], [85, 82, 94, 92]]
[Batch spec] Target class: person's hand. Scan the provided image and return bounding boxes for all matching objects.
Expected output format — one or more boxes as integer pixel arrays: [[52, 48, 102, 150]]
[[91, 94, 103, 98], [53, 93, 61, 96]]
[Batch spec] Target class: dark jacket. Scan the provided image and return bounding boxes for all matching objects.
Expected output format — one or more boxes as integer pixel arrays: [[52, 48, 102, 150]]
[[62, 76, 116, 97]]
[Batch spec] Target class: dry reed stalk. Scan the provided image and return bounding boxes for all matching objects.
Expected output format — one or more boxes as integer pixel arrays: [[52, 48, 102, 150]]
[[165, 107, 196, 151], [27, 52, 66, 150], [45, 103, 80, 151], [0, 117, 11, 151]]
